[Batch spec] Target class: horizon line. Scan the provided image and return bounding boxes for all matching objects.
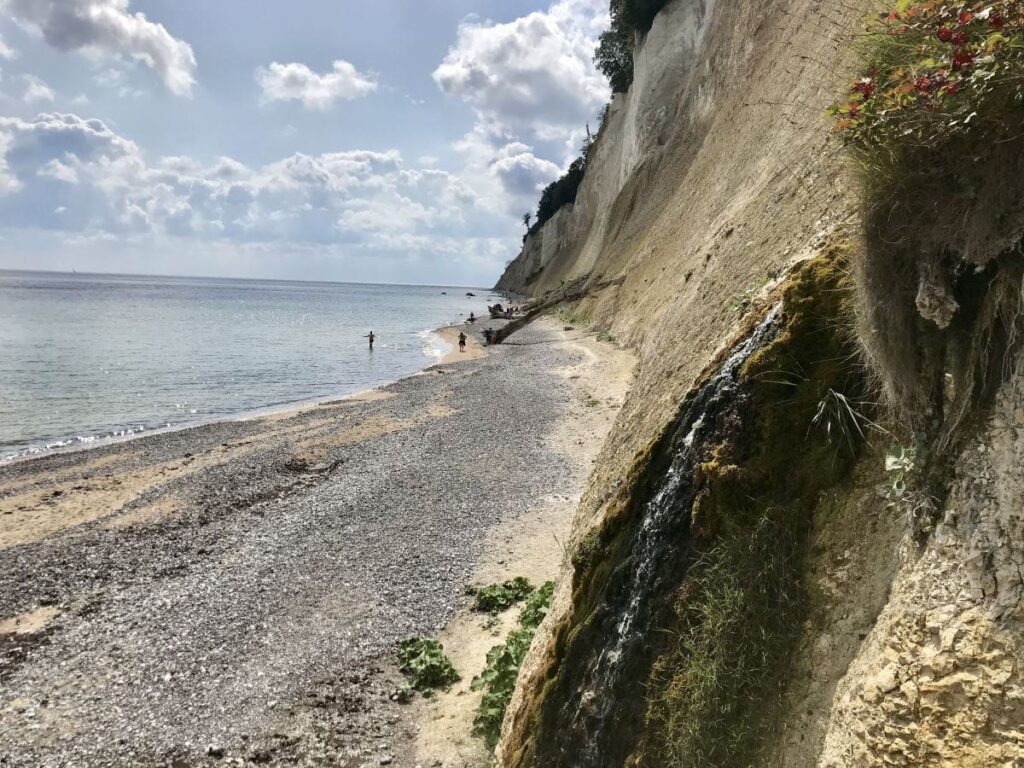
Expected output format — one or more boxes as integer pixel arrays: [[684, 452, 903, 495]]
[[0, 266, 496, 292]]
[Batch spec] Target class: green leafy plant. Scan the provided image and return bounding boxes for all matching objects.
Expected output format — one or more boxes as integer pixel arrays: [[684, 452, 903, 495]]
[[884, 443, 917, 499], [519, 581, 555, 629], [472, 577, 534, 614], [397, 637, 460, 692], [596, 329, 617, 343], [472, 581, 555, 748], [596, 1, 634, 92]]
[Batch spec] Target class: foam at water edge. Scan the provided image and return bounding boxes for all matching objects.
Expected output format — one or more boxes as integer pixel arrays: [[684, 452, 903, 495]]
[[2, 425, 152, 463], [419, 328, 453, 361]]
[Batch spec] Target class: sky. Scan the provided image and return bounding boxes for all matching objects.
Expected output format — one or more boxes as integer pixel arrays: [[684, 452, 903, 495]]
[[0, 0, 611, 285]]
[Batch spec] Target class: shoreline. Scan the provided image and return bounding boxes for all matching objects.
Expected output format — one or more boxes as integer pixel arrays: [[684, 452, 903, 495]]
[[0, 314, 619, 767], [436, 322, 488, 364], [0, 323, 496, 468]]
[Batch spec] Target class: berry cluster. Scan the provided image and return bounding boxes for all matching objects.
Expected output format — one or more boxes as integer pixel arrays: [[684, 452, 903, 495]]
[[830, 0, 1023, 145]]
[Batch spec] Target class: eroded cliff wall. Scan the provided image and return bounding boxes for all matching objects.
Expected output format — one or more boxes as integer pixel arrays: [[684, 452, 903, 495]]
[[494, 0, 1024, 765]]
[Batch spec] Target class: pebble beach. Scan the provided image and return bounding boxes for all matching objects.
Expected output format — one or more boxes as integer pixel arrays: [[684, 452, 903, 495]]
[[0, 319, 632, 767]]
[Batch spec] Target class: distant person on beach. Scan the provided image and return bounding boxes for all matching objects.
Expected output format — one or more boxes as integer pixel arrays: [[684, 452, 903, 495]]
[[366, 331, 375, 351], [458, 331, 467, 352], [469, 312, 475, 323]]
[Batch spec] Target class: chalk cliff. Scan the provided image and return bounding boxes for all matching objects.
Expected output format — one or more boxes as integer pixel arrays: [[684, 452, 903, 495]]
[[494, 0, 1024, 765]]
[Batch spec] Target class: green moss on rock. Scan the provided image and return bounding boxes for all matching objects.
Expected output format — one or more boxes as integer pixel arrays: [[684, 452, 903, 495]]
[[506, 245, 871, 767]]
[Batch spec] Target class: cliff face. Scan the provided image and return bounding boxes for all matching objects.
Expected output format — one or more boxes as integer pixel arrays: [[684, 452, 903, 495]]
[[494, 0, 1024, 765]]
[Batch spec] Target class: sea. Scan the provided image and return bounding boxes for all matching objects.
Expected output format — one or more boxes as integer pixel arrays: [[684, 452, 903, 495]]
[[0, 270, 497, 461]]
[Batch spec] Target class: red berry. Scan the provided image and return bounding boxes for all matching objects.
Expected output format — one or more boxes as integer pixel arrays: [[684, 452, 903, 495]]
[[951, 48, 974, 70], [936, 26, 953, 41], [959, 11, 973, 24]]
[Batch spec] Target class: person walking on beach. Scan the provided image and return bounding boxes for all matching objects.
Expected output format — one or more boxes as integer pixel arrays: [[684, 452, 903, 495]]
[[458, 331, 467, 352], [366, 330, 375, 351]]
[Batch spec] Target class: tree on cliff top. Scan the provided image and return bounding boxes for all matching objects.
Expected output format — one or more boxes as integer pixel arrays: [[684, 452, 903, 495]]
[[596, 0, 634, 93], [623, 0, 669, 32], [595, 0, 669, 92]]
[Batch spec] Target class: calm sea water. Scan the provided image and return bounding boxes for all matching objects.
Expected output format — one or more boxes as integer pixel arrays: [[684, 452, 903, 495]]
[[0, 270, 494, 461]]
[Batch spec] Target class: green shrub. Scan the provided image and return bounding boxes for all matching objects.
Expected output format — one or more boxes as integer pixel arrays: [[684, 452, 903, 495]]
[[472, 577, 534, 614], [832, 0, 1024, 245], [534, 156, 587, 230], [829, 0, 1024, 260], [472, 581, 556, 748], [622, 0, 669, 32], [397, 637, 460, 692], [595, 0, 670, 92], [831, 0, 1024, 152], [596, 4, 634, 93]]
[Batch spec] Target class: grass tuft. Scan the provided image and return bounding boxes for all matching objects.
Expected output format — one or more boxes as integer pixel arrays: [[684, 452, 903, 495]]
[[831, 0, 1024, 433], [642, 518, 804, 767]]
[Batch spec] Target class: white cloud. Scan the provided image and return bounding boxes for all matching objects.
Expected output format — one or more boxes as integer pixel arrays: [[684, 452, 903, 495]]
[[449, 125, 561, 218], [489, 142, 561, 199], [0, 34, 17, 60], [22, 74, 55, 102], [433, 0, 608, 141], [432, 0, 609, 226], [0, 112, 514, 272], [256, 60, 377, 110], [39, 157, 77, 182], [0, 130, 19, 194], [3, 0, 197, 95]]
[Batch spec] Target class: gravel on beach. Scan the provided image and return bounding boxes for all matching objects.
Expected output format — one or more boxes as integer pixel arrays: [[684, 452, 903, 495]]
[[0, 321, 581, 768]]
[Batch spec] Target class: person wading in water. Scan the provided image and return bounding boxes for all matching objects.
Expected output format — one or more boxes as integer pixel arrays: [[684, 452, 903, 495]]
[[366, 331, 375, 351], [458, 331, 467, 352]]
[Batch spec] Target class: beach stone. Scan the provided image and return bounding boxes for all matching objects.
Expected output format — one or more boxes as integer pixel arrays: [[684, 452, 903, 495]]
[[0, 322, 579, 767]]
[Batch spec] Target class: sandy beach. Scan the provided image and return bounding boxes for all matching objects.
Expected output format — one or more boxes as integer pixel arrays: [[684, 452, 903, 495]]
[[0, 317, 633, 767]]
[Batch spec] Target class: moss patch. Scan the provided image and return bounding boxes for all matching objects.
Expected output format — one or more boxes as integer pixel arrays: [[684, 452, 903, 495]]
[[505, 246, 870, 767], [634, 245, 866, 766], [640, 516, 804, 766]]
